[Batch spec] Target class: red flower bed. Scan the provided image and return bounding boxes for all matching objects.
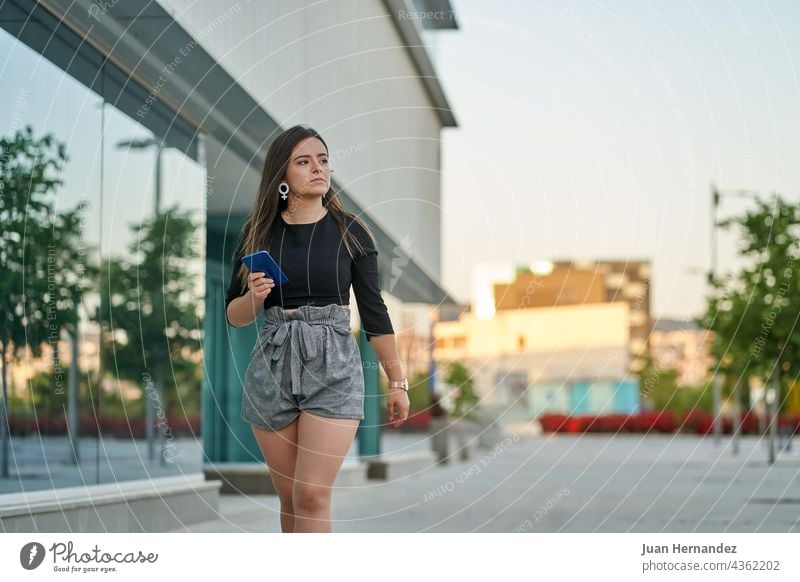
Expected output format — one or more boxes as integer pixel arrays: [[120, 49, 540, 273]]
[[679, 409, 708, 433], [538, 411, 799, 435], [779, 413, 800, 432], [538, 413, 568, 433], [584, 413, 631, 433], [739, 411, 762, 434], [564, 415, 587, 433], [627, 411, 677, 433], [7, 414, 202, 438]]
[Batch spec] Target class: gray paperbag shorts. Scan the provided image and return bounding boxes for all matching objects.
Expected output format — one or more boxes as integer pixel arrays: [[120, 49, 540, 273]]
[[241, 303, 365, 431]]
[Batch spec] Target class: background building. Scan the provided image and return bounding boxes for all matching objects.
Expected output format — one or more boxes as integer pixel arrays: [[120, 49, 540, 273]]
[[649, 319, 714, 387], [437, 259, 650, 421], [496, 259, 652, 373]]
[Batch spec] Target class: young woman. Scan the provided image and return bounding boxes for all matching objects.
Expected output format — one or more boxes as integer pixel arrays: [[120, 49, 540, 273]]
[[225, 124, 410, 533]]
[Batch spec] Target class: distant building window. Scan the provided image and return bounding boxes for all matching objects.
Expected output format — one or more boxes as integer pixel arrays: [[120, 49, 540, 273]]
[[518, 335, 525, 349], [453, 336, 466, 348], [606, 272, 626, 289], [623, 281, 646, 299], [630, 337, 646, 353], [629, 310, 647, 326]]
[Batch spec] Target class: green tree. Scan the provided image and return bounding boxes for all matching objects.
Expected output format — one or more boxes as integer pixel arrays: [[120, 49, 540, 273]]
[[0, 126, 89, 477], [445, 361, 480, 422], [639, 355, 715, 414], [95, 205, 202, 461], [408, 371, 433, 412], [696, 195, 800, 413], [639, 356, 680, 411]]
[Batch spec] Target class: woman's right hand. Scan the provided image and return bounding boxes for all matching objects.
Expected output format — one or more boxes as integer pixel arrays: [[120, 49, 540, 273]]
[[247, 272, 275, 301]]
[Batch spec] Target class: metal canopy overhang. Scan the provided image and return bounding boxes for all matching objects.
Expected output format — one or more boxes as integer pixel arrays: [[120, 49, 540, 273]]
[[383, 0, 458, 126], [8, 0, 455, 306]]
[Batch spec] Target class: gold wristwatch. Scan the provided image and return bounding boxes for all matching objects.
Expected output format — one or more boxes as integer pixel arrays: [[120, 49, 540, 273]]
[[388, 378, 409, 392]]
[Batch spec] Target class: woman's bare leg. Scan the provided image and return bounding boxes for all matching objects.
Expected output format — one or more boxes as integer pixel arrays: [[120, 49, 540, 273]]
[[251, 419, 299, 533], [292, 411, 359, 532]]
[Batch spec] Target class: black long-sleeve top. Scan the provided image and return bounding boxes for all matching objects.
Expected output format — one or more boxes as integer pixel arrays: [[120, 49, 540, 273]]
[[224, 210, 395, 341]]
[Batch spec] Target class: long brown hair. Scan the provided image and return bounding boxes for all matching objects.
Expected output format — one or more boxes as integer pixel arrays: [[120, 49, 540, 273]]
[[231, 124, 376, 295]]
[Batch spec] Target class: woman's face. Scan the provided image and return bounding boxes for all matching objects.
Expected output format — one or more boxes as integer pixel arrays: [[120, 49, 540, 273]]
[[283, 137, 330, 198]]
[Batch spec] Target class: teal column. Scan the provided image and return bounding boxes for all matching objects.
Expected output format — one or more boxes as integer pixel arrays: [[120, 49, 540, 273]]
[[202, 228, 262, 463], [356, 328, 381, 458], [200, 272, 224, 461], [224, 317, 262, 461]]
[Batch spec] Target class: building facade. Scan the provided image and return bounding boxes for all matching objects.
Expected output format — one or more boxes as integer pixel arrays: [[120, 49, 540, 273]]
[[437, 259, 650, 421], [0, 0, 458, 479], [649, 319, 714, 387]]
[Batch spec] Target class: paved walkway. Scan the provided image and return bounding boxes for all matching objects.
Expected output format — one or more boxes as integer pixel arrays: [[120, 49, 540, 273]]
[[172, 432, 800, 533], [2, 428, 799, 532]]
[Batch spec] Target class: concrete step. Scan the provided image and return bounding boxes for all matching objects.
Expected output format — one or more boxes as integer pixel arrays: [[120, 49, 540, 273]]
[[0, 474, 222, 533]]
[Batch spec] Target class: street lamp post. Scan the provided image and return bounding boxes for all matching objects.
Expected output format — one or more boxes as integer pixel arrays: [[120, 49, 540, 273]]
[[115, 137, 167, 465]]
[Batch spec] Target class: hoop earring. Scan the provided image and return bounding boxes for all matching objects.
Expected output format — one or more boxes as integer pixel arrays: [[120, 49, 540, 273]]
[[278, 181, 289, 200]]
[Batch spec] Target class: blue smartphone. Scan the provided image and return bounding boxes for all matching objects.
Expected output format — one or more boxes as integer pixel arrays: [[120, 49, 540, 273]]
[[240, 250, 289, 286]]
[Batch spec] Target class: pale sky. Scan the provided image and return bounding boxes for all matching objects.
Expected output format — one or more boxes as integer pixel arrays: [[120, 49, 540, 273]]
[[434, 0, 800, 319]]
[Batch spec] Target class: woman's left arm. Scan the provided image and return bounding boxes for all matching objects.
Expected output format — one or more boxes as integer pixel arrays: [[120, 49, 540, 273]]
[[369, 334, 410, 427], [348, 219, 410, 427]]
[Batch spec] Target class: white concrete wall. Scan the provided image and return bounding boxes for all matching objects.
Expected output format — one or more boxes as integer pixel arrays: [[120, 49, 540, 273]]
[[205, 134, 263, 217], [159, 0, 444, 279]]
